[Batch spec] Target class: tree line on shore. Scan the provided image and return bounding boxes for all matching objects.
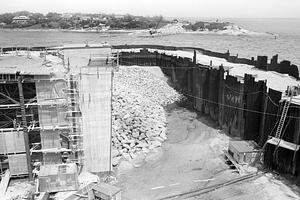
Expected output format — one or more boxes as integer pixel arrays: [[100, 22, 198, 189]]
[[0, 11, 230, 31], [0, 11, 168, 30]]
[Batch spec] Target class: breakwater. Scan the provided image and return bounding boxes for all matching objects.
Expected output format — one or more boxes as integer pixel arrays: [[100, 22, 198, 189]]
[[115, 45, 300, 178], [113, 44, 299, 79]]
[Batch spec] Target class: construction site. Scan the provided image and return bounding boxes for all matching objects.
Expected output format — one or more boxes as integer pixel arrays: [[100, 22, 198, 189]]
[[1, 44, 300, 200]]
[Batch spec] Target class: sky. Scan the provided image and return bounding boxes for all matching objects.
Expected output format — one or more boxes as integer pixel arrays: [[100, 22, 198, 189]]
[[1, 0, 300, 18]]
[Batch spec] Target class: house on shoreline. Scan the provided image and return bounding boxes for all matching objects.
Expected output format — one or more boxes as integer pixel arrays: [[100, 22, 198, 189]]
[[12, 16, 30, 24]]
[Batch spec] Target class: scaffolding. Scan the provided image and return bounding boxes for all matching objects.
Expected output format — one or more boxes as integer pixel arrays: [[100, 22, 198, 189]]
[[64, 74, 83, 164], [0, 72, 83, 176], [0, 46, 116, 179]]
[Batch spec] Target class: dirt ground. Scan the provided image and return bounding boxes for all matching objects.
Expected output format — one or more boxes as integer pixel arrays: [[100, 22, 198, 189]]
[[115, 104, 300, 200]]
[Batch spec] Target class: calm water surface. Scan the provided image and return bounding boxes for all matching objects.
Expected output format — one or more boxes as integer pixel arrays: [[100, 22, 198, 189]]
[[0, 18, 299, 66]]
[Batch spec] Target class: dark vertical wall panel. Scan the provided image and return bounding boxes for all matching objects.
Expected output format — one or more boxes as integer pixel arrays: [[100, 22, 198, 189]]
[[243, 74, 265, 140], [222, 75, 244, 137], [258, 88, 281, 146], [208, 69, 220, 121]]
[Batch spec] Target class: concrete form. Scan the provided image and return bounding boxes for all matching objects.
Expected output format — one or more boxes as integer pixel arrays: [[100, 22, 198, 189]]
[[79, 49, 113, 173], [38, 163, 79, 192], [0, 53, 54, 177], [0, 46, 115, 180]]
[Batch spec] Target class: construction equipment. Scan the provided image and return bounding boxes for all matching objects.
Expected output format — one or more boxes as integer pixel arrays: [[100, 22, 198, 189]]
[[149, 16, 163, 36]]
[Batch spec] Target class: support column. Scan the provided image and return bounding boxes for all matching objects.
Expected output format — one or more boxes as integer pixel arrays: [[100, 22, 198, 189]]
[[17, 72, 32, 180], [218, 65, 225, 128], [259, 81, 268, 146]]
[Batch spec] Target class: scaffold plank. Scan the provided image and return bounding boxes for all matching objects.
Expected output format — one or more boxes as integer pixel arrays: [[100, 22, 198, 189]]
[[267, 137, 300, 151], [0, 169, 10, 198]]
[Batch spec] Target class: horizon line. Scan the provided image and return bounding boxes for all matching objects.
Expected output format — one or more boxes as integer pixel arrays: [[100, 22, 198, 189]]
[[0, 10, 299, 20]]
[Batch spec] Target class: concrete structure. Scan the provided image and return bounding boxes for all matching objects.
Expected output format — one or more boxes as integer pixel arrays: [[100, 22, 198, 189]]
[[0, 45, 115, 179], [0, 54, 53, 178], [78, 48, 114, 173]]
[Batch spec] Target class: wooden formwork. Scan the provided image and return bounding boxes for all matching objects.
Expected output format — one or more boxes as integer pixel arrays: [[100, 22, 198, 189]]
[[40, 130, 61, 149], [38, 163, 79, 193], [0, 130, 25, 154], [8, 154, 28, 175], [35, 78, 69, 165]]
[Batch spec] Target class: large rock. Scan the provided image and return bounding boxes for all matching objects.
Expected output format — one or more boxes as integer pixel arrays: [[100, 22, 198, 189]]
[[150, 140, 162, 148], [112, 149, 120, 158], [112, 156, 122, 167]]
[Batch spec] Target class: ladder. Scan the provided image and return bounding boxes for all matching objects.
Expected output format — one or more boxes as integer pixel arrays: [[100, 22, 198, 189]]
[[64, 75, 83, 164], [254, 91, 298, 166], [274, 95, 293, 139], [271, 94, 294, 158]]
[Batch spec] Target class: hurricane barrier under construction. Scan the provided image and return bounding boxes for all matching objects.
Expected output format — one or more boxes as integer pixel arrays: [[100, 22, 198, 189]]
[[115, 46, 300, 178]]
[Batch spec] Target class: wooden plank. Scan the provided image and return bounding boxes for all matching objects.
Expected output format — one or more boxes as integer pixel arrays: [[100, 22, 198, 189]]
[[62, 182, 97, 200], [40, 130, 61, 149], [0, 131, 26, 154], [7, 154, 28, 175], [0, 133, 6, 154], [39, 164, 79, 193], [223, 150, 244, 175], [87, 190, 95, 200], [0, 169, 11, 198], [267, 137, 299, 151], [258, 84, 268, 145], [35, 79, 69, 127], [35, 192, 49, 200], [5, 131, 26, 153], [92, 183, 121, 197]]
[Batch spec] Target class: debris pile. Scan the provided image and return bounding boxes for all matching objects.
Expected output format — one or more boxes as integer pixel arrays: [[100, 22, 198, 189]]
[[4, 181, 35, 200], [112, 67, 181, 167]]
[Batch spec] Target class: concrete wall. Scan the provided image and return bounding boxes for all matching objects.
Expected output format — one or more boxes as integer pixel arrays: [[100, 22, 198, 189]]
[[80, 66, 112, 173]]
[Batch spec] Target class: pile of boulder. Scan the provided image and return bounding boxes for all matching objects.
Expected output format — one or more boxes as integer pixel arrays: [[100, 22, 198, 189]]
[[112, 67, 182, 167]]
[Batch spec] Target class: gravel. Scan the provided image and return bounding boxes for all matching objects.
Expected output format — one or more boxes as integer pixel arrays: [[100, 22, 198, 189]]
[[112, 67, 182, 167]]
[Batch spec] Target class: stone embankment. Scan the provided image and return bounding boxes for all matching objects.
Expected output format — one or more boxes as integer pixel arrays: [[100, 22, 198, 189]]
[[111, 67, 182, 167]]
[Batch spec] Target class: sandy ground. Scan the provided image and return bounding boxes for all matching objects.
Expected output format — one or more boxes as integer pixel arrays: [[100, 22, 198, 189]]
[[114, 66, 300, 200], [115, 104, 300, 200], [115, 105, 229, 199]]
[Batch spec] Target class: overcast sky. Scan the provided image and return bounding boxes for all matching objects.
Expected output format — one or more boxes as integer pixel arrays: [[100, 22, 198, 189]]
[[1, 0, 300, 18]]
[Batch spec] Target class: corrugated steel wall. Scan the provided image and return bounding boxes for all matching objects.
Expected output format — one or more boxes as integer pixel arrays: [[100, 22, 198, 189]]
[[118, 48, 300, 178]]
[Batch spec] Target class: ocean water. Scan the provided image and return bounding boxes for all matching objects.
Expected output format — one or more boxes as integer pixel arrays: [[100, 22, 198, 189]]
[[0, 18, 299, 66]]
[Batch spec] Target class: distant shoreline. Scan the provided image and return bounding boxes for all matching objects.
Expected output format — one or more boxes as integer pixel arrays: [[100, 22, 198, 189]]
[[0, 26, 273, 37], [0, 27, 139, 34]]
